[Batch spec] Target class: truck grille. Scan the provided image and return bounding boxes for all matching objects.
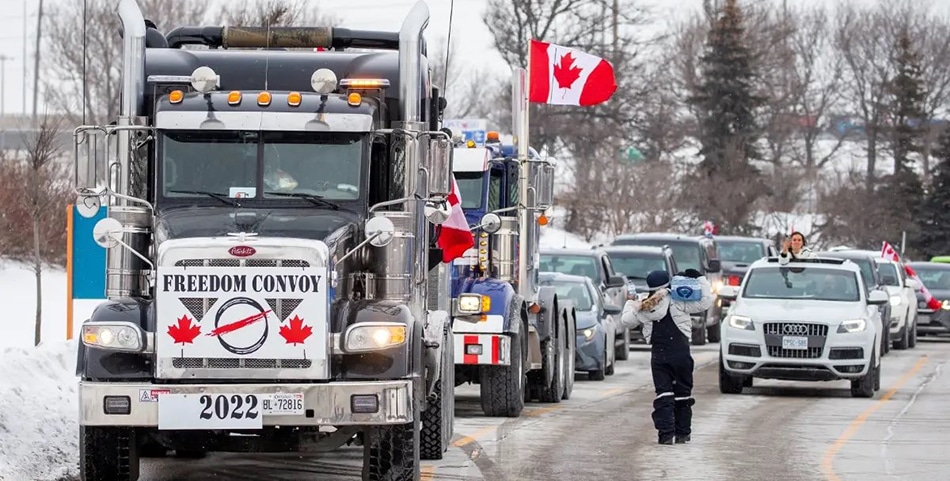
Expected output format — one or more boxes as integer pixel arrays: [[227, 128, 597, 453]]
[[174, 259, 310, 268], [763, 323, 828, 337], [172, 358, 313, 369]]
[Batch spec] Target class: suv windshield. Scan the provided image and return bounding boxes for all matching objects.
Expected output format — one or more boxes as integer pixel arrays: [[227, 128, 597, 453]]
[[878, 263, 900, 286], [912, 266, 950, 290], [542, 280, 594, 310], [718, 241, 765, 264], [161, 130, 364, 201], [608, 253, 667, 280], [743, 266, 860, 301], [540, 255, 600, 282], [615, 240, 701, 272]]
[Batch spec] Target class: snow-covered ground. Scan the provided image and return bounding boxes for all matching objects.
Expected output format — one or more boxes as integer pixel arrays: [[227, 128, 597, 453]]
[[0, 261, 81, 480]]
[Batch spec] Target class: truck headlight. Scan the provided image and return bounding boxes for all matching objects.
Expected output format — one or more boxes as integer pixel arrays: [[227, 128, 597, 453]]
[[344, 323, 407, 352], [837, 319, 867, 333], [889, 296, 902, 307], [727, 315, 754, 331], [457, 294, 490, 314], [577, 328, 595, 340], [82, 322, 145, 352]]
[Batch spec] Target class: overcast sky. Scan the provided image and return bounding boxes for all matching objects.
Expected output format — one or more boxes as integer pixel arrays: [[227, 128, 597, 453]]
[[1, 0, 948, 117]]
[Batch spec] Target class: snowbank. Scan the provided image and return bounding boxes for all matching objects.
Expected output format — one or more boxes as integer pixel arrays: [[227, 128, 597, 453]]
[[0, 261, 81, 479]]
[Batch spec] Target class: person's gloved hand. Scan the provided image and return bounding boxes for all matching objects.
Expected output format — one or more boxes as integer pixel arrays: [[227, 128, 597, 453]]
[[683, 268, 702, 279]]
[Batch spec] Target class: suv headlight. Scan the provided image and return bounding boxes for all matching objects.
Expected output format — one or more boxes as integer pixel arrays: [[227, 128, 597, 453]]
[[344, 323, 407, 352], [456, 294, 490, 314], [82, 322, 145, 352], [837, 319, 867, 333], [728, 315, 754, 331], [889, 295, 902, 307], [577, 327, 596, 340]]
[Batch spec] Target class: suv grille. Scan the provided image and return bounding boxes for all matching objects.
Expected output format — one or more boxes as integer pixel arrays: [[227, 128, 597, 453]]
[[766, 346, 823, 359], [763, 323, 828, 337]]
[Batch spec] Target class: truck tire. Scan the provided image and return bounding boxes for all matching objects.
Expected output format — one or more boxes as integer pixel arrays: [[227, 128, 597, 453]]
[[850, 351, 877, 398], [616, 328, 630, 361], [537, 324, 565, 403], [707, 322, 721, 343], [561, 311, 575, 400], [479, 303, 526, 417], [894, 324, 909, 350], [80, 426, 139, 481], [420, 323, 454, 460], [691, 326, 706, 346], [363, 417, 420, 481]]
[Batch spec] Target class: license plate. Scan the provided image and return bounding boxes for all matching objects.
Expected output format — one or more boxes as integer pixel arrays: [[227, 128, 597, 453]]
[[782, 336, 808, 350], [918, 314, 931, 325], [262, 393, 305, 415], [158, 393, 263, 430]]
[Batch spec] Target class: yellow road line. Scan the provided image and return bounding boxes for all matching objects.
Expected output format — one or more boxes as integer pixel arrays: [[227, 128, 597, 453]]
[[452, 425, 497, 447], [820, 355, 928, 481], [420, 464, 436, 480], [601, 387, 624, 397], [523, 405, 561, 417]]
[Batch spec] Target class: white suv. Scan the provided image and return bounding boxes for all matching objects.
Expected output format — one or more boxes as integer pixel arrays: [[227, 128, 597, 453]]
[[717, 257, 887, 398]]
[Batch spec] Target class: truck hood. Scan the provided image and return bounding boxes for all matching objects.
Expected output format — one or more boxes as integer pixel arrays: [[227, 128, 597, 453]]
[[155, 206, 361, 244], [731, 298, 869, 322]]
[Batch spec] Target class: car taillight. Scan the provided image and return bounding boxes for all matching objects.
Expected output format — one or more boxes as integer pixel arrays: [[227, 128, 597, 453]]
[[727, 275, 741, 286]]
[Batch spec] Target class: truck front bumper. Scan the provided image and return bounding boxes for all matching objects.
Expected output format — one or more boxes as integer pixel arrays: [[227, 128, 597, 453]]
[[79, 380, 414, 427]]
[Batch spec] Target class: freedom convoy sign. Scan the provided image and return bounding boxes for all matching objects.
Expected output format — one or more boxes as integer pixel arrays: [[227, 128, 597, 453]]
[[154, 266, 328, 376]]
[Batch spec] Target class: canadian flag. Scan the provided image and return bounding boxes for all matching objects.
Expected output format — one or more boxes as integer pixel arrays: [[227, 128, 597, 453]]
[[437, 175, 475, 263], [528, 39, 617, 106], [881, 241, 942, 310]]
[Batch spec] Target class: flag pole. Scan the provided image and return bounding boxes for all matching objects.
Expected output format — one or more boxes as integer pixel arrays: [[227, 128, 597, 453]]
[[516, 40, 532, 298]]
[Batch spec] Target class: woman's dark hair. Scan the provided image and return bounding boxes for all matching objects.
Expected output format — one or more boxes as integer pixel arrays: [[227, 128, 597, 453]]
[[790, 231, 807, 245]]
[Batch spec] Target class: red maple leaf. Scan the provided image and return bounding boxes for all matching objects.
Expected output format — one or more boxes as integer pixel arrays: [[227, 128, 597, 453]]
[[168, 315, 201, 345], [553, 52, 583, 90], [279, 315, 313, 345]]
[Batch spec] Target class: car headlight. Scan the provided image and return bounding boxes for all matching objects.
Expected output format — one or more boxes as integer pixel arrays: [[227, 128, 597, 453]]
[[344, 323, 407, 352], [728, 315, 754, 331], [942, 300, 950, 311], [577, 328, 595, 340], [889, 296, 902, 307], [457, 294, 490, 314], [82, 322, 145, 352], [837, 319, 867, 333]]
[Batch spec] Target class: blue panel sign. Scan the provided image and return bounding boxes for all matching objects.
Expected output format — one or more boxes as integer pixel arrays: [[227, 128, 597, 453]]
[[71, 206, 108, 299], [444, 118, 488, 146]]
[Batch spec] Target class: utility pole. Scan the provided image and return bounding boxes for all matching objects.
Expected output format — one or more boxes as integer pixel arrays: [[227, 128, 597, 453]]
[[0, 55, 10, 117], [612, 0, 618, 58], [22, 0, 27, 114], [32, 0, 43, 119]]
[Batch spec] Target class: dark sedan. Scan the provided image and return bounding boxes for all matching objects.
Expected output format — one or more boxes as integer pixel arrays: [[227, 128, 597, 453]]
[[906, 261, 950, 336], [539, 272, 621, 380]]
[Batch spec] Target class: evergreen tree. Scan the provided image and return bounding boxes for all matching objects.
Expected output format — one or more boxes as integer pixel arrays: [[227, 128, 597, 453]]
[[688, 0, 766, 233], [915, 128, 950, 257], [882, 29, 926, 248]]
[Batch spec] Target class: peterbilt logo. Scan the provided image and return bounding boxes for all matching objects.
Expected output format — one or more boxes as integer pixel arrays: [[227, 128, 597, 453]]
[[783, 324, 809, 335], [228, 246, 256, 257]]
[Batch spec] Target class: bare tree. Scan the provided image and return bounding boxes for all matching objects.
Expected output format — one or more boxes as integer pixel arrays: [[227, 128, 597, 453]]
[[19, 115, 71, 346], [44, 0, 336, 125]]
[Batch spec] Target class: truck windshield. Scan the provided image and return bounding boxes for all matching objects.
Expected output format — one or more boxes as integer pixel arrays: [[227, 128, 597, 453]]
[[455, 172, 484, 209], [161, 130, 364, 201], [539, 254, 600, 283], [743, 267, 860, 302], [608, 254, 667, 280], [616, 240, 701, 272]]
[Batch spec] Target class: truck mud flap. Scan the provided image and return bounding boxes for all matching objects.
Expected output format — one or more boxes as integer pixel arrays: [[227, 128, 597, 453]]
[[453, 334, 511, 366]]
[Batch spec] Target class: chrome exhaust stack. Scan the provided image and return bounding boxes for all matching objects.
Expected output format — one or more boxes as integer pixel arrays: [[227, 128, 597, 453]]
[[109, 0, 152, 298], [368, 1, 431, 318]]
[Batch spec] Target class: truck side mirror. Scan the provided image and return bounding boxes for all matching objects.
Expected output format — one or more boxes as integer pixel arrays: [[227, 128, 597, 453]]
[[74, 127, 110, 218], [426, 135, 452, 196], [537, 162, 555, 209]]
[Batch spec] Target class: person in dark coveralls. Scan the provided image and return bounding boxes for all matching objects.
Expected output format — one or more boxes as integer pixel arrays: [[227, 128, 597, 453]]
[[622, 269, 713, 444]]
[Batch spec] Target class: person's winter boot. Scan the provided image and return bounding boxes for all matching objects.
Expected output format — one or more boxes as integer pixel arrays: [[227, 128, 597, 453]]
[[658, 433, 675, 445], [675, 435, 690, 444]]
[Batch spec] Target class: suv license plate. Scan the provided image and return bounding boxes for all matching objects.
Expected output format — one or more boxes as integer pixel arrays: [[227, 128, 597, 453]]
[[782, 336, 808, 350]]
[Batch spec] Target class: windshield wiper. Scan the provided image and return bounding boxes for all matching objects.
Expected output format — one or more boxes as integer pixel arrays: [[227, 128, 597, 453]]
[[168, 190, 236, 206], [265, 191, 340, 210]]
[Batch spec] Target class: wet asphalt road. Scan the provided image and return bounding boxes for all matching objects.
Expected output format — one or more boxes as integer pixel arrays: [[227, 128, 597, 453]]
[[138, 338, 950, 481]]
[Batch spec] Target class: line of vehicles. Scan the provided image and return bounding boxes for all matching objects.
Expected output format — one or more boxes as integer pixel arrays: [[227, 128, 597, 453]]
[[66, 1, 950, 480]]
